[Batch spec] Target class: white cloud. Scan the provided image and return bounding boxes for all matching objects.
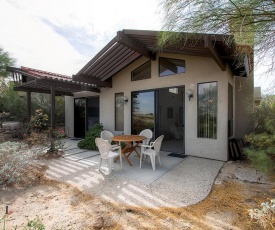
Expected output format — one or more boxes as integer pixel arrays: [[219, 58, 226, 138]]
[[0, 0, 162, 75]]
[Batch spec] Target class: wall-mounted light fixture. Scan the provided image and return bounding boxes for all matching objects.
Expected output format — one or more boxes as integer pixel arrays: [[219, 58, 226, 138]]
[[123, 96, 128, 104], [186, 89, 194, 101]]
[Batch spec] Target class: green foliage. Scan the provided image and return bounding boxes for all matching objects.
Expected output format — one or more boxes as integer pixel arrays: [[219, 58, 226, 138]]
[[0, 47, 15, 78], [245, 95, 275, 173], [1, 214, 45, 230], [24, 216, 45, 230], [29, 109, 49, 131], [0, 82, 27, 121], [77, 123, 104, 150], [160, 0, 275, 75]]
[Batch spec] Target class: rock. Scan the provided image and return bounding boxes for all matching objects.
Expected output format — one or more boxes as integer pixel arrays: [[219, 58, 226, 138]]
[[93, 216, 104, 229]]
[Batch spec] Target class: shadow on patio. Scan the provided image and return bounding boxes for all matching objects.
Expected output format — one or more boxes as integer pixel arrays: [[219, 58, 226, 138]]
[[45, 138, 224, 208]]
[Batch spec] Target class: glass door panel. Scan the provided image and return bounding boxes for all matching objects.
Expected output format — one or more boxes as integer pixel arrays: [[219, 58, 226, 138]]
[[74, 98, 86, 138], [131, 91, 154, 135], [156, 87, 185, 153]]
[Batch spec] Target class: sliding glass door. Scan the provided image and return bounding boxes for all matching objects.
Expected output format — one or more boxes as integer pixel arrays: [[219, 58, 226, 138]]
[[131, 87, 185, 153], [74, 97, 99, 138], [131, 91, 154, 135]]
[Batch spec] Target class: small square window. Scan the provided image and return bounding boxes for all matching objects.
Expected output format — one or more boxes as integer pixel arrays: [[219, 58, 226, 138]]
[[159, 57, 185, 77]]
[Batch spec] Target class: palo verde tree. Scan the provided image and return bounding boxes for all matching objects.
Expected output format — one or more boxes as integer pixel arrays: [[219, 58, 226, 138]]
[[160, 0, 275, 77]]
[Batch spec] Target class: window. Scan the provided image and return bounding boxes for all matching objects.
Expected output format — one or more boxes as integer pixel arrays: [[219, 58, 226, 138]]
[[131, 61, 151, 81], [159, 57, 185, 77], [197, 82, 218, 139], [115, 93, 124, 131]]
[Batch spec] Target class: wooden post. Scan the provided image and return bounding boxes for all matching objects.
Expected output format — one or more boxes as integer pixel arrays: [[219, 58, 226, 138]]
[[50, 82, 56, 152], [27, 90, 31, 122]]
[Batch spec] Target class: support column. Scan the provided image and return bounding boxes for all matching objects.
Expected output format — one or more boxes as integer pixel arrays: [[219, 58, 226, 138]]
[[50, 82, 56, 152], [27, 90, 31, 122]]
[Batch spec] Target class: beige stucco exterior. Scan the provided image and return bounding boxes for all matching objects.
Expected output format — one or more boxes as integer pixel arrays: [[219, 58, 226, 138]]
[[65, 52, 254, 161]]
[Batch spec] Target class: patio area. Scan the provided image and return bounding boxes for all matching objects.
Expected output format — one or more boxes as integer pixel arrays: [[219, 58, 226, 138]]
[[45, 138, 225, 208]]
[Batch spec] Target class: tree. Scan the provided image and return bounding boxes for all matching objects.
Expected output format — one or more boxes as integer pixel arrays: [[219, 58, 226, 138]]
[[0, 47, 15, 78], [160, 0, 275, 76]]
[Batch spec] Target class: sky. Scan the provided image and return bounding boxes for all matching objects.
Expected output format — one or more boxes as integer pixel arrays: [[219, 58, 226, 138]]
[[0, 0, 162, 76], [0, 0, 273, 93]]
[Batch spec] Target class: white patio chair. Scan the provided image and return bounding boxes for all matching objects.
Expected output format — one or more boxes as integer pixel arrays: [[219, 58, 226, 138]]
[[95, 137, 122, 174], [139, 129, 153, 145], [140, 135, 164, 170], [100, 130, 119, 150]]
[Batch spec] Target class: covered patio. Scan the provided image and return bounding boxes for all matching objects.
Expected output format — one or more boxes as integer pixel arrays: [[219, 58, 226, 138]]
[[6, 66, 101, 138]]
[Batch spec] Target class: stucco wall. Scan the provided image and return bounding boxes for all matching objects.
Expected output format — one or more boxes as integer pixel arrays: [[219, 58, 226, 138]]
[[99, 53, 230, 161], [234, 73, 254, 139], [64, 52, 249, 161]]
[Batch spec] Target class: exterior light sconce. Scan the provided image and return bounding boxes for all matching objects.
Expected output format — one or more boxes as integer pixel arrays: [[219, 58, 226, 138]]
[[186, 89, 194, 101], [123, 96, 128, 104]]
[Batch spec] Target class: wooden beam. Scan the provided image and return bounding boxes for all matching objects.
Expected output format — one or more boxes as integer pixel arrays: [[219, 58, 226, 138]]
[[204, 37, 226, 71], [35, 78, 101, 93], [116, 31, 156, 60], [72, 75, 111, 88], [13, 86, 73, 96]]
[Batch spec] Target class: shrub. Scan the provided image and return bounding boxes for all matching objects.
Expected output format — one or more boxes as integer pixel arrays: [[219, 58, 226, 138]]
[[249, 199, 275, 229], [0, 141, 43, 186], [26, 129, 66, 154], [245, 95, 275, 173], [29, 109, 49, 131], [78, 123, 103, 150]]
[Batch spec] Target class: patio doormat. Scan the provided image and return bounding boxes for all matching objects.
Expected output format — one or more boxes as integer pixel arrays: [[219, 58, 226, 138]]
[[70, 138, 82, 140], [167, 153, 188, 159]]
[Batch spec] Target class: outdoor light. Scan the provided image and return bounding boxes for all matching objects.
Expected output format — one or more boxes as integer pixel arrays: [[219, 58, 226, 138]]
[[123, 96, 128, 104], [186, 89, 194, 101]]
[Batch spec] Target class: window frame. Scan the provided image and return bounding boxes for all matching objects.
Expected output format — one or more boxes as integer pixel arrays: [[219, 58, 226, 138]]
[[197, 81, 218, 139], [115, 92, 124, 131], [131, 61, 151, 81], [159, 57, 186, 77]]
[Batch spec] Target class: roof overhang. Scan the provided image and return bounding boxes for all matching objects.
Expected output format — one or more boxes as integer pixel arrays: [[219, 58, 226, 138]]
[[6, 66, 100, 95], [73, 29, 250, 85]]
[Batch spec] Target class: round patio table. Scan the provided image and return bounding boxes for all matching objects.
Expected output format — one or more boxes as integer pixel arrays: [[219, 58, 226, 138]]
[[112, 135, 146, 166]]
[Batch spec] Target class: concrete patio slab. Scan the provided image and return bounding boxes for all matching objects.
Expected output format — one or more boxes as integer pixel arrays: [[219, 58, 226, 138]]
[[45, 142, 224, 208]]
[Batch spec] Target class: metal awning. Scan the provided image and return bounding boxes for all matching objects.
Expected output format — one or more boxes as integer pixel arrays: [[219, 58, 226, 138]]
[[73, 29, 249, 86]]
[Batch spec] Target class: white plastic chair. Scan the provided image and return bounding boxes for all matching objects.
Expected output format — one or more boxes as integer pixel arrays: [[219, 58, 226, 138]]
[[100, 130, 119, 150], [139, 129, 153, 145], [140, 135, 164, 170], [95, 138, 122, 174]]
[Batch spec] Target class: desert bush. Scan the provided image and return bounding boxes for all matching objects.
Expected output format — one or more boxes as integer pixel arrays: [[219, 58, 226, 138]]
[[245, 95, 275, 173], [0, 141, 43, 186], [249, 199, 275, 229], [26, 128, 66, 154], [29, 109, 49, 131], [78, 123, 103, 150]]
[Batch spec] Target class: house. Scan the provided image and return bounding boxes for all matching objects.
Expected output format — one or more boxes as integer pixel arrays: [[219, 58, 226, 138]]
[[7, 30, 254, 161], [65, 30, 254, 161]]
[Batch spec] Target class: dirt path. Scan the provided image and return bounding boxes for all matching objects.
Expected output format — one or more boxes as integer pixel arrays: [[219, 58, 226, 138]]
[[1, 160, 274, 230]]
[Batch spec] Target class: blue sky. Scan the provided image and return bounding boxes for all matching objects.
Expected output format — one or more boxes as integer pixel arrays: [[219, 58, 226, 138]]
[[0, 0, 273, 93]]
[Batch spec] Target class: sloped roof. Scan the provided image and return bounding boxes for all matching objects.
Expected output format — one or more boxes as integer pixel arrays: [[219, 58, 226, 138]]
[[73, 29, 249, 86], [6, 66, 100, 96]]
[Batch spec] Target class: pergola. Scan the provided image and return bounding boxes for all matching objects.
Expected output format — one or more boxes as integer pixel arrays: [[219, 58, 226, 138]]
[[6, 66, 100, 139], [73, 29, 250, 85]]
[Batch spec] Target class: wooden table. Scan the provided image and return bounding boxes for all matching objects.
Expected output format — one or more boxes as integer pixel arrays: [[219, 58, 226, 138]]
[[112, 135, 146, 166]]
